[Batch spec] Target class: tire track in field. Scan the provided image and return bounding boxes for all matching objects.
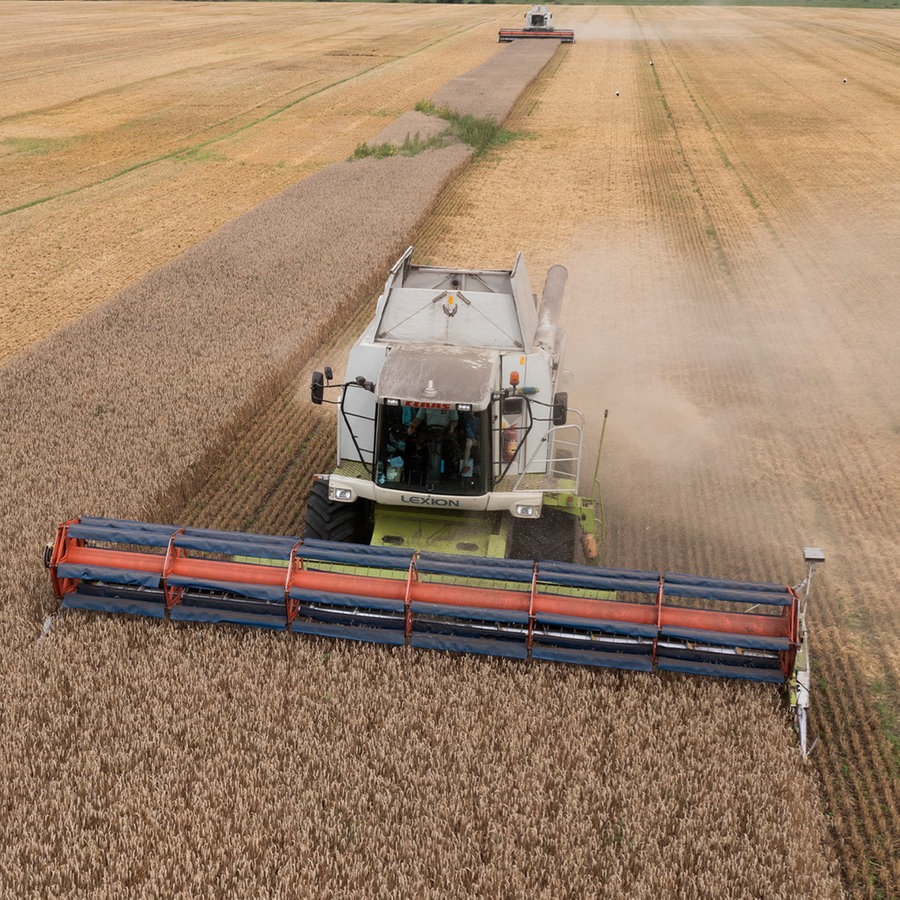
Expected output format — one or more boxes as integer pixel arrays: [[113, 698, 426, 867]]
[[629, 8, 740, 297]]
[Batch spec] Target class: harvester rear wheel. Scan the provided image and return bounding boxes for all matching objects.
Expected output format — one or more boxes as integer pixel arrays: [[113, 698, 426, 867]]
[[303, 479, 373, 544]]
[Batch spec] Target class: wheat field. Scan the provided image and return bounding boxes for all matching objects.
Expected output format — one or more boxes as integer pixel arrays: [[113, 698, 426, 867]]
[[2, 3, 898, 897]]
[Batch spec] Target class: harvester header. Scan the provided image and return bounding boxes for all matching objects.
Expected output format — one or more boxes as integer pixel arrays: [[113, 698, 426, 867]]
[[48, 516, 799, 680], [45, 516, 820, 754]]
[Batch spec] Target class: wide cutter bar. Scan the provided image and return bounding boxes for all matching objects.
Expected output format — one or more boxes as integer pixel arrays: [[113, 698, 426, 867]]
[[498, 28, 575, 43], [46, 517, 799, 683]]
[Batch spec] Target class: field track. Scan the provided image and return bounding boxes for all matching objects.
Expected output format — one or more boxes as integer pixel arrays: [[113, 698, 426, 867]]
[[2, 3, 898, 897]]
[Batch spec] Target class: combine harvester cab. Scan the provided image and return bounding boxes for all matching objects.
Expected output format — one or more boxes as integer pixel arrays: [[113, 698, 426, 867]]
[[499, 5, 575, 44], [43, 248, 823, 757]]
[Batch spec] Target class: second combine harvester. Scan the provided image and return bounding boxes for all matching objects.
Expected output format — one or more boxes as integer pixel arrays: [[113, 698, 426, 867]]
[[499, 5, 575, 44], [45, 249, 821, 755]]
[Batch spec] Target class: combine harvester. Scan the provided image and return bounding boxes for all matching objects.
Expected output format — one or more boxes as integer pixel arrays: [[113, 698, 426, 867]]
[[45, 249, 821, 755], [499, 5, 575, 44]]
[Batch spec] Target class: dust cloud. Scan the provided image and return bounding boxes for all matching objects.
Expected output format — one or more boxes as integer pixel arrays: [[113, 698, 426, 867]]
[[570, 9, 767, 45], [556, 204, 899, 579], [570, 17, 643, 45], [558, 229, 750, 556]]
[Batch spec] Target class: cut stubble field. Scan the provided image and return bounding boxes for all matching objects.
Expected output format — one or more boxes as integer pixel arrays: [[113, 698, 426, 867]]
[[0, 0, 510, 363], [2, 3, 898, 898]]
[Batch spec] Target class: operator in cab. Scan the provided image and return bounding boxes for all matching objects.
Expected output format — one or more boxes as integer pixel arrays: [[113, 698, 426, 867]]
[[407, 407, 459, 483], [407, 406, 458, 436]]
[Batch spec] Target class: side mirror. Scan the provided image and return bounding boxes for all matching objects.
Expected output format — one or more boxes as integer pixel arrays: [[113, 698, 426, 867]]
[[552, 391, 568, 426], [311, 371, 325, 405], [324, 366, 333, 381]]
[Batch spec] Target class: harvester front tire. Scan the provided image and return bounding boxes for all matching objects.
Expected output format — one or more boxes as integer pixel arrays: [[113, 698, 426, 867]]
[[303, 479, 373, 544]]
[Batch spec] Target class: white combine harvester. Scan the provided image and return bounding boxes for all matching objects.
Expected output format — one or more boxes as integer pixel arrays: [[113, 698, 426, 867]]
[[307, 246, 590, 560], [44, 249, 822, 757]]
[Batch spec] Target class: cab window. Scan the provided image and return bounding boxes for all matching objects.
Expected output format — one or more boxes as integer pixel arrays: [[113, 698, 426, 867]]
[[374, 404, 489, 496]]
